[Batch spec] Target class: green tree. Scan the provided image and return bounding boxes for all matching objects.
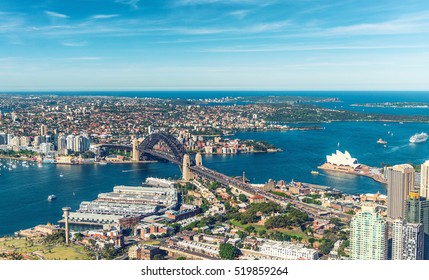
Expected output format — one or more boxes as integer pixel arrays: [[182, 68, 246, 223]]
[[238, 194, 248, 202], [74, 233, 84, 241], [319, 239, 335, 255], [236, 230, 248, 239], [244, 225, 255, 234], [330, 218, 341, 227], [219, 243, 240, 260], [102, 243, 116, 260], [170, 223, 182, 234]]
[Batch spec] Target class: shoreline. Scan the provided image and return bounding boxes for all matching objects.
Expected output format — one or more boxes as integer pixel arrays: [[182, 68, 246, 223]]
[[0, 156, 34, 161]]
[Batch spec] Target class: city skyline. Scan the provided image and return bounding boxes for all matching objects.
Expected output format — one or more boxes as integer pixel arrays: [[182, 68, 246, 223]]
[[1, 0, 429, 91]]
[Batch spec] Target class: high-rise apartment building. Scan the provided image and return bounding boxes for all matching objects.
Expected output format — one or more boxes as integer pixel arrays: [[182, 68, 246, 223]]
[[392, 219, 424, 260], [40, 124, 48, 136], [406, 191, 429, 259], [73, 135, 90, 153], [57, 135, 67, 151], [420, 160, 429, 199], [387, 164, 415, 220], [350, 205, 387, 260], [40, 142, 54, 154], [0, 132, 6, 145], [19, 136, 30, 147], [66, 135, 75, 151]]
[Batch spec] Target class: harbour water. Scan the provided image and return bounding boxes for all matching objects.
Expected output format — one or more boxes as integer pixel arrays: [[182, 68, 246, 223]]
[[1, 91, 429, 236], [2, 121, 429, 235]]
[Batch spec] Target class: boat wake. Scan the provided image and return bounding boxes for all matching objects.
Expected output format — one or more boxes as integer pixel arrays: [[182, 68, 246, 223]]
[[122, 169, 145, 173], [386, 144, 409, 153]]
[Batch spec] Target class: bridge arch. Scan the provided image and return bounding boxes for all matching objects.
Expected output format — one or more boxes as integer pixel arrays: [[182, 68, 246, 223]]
[[138, 132, 194, 165]]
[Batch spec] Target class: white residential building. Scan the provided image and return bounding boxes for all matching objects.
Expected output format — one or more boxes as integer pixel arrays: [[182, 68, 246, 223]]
[[350, 205, 387, 260], [258, 239, 319, 260]]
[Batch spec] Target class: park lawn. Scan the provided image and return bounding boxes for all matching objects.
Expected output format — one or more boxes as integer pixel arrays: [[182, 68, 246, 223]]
[[0, 238, 90, 260], [229, 220, 266, 231], [43, 245, 90, 260], [273, 227, 308, 240], [0, 238, 37, 251], [230, 220, 309, 241]]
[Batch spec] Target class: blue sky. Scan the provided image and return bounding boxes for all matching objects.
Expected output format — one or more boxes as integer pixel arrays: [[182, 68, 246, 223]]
[[1, 0, 429, 91]]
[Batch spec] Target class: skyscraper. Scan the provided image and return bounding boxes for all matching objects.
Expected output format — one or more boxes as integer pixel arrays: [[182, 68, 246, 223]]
[[350, 205, 387, 260], [392, 219, 424, 260], [0, 132, 6, 145], [40, 124, 47, 136], [57, 135, 67, 151], [420, 160, 429, 199], [387, 164, 415, 220], [406, 191, 429, 259], [33, 136, 41, 147], [74, 135, 82, 153], [66, 134, 75, 151]]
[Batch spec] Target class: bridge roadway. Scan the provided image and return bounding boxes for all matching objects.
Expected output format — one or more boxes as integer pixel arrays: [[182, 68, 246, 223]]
[[191, 165, 352, 221], [143, 150, 182, 165], [94, 144, 182, 165]]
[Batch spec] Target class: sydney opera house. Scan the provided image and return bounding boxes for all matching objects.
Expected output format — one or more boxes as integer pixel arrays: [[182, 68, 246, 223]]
[[326, 150, 360, 169]]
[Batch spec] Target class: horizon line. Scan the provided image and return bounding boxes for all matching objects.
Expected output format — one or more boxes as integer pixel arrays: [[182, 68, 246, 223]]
[[1, 89, 429, 93]]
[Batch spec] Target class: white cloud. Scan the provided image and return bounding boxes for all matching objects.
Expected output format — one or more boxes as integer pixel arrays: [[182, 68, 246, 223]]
[[326, 12, 429, 36], [92, 14, 119, 19], [115, 0, 140, 9], [176, 0, 272, 6], [45, 11, 69, 19], [228, 10, 249, 20], [66, 57, 102, 61], [61, 41, 87, 47], [206, 43, 429, 53]]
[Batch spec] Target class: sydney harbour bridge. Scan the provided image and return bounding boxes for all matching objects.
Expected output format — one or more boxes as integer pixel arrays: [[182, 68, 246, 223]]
[[95, 132, 348, 219]]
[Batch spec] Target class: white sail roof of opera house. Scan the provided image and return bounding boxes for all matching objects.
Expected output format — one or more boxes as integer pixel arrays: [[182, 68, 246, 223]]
[[326, 150, 359, 168]]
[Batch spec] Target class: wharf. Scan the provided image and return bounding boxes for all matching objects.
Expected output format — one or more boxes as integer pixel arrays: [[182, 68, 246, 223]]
[[318, 163, 387, 184]]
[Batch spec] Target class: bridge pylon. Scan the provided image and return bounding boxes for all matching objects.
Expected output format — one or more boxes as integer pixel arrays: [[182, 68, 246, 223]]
[[182, 154, 192, 181], [195, 152, 202, 166], [132, 138, 140, 162]]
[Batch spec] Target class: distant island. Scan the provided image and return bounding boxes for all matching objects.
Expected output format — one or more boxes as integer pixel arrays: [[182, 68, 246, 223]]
[[351, 102, 429, 108]]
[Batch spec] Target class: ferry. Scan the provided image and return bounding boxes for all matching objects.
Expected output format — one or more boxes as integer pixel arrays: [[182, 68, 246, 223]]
[[377, 138, 388, 145], [47, 194, 57, 201], [410, 132, 428, 143]]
